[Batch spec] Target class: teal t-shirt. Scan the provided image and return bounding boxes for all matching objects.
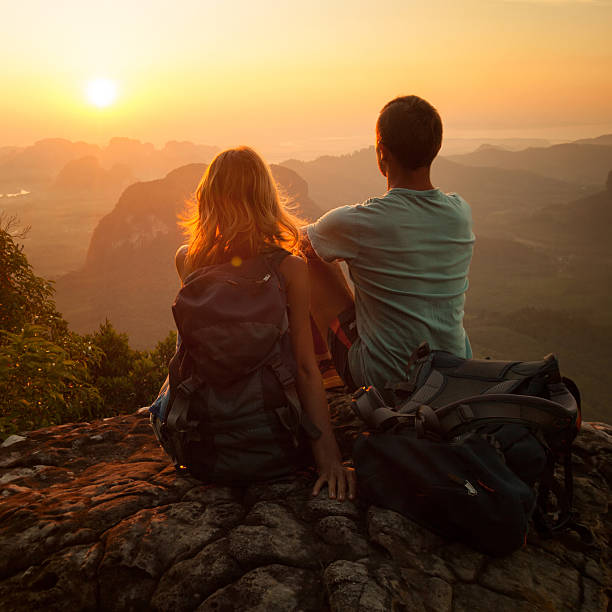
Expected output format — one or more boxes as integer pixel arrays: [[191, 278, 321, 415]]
[[306, 188, 475, 390]]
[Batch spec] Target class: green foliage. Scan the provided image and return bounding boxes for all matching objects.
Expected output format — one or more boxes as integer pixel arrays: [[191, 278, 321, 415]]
[[0, 216, 67, 338], [0, 325, 104, 437], [151, 330, 178, 373], [0, 215, 176, 438], [0, 219, 105, 438], [85, 321, 174, 415]]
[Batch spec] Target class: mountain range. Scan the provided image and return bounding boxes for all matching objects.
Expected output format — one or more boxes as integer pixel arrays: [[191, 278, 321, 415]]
[[447, 140, 612, 186], [0, 139, 220, 278], [282, 147, 595, 231], [0, 138, 220, 192]]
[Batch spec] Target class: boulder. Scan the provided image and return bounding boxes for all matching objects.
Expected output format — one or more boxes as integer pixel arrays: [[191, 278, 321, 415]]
[[0, 390, 610, 611]]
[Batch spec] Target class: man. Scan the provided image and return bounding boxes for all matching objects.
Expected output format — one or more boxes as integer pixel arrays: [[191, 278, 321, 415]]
[[302, 95, 475, 393]]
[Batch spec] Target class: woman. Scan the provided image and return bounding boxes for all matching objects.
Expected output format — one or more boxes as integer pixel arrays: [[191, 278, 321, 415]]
[[175, 146, 355, 501]]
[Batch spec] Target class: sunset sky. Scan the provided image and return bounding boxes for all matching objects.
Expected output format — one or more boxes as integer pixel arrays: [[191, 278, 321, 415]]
[[2, 0, 611, 159]]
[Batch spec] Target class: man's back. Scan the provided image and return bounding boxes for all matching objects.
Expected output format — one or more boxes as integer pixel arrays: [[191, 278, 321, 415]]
[[306, 187, 474, 389]]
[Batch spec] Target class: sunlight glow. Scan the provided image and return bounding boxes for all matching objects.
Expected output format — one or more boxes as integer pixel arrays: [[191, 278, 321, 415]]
[[86, 78, 118, 108]]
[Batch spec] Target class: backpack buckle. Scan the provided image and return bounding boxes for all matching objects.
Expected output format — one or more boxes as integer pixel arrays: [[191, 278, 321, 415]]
[[415, 404, 442, 440], [352, 386, 386, 424], [404, 341, 431, 374], [269, 357, 294, 389]]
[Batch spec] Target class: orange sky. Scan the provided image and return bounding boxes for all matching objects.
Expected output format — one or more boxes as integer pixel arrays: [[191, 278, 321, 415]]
[[2, 0, 612, 158]]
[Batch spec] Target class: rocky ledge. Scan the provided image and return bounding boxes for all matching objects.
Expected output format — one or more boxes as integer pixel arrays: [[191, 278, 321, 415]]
[[0, 391, 610, 611]]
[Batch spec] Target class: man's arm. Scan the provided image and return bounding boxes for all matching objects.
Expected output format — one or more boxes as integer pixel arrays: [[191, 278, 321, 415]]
[[299, 223, 354, 338], [301, 204, 361, 263]]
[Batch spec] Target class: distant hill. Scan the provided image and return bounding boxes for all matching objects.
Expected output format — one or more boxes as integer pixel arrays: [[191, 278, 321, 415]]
[[0, 146, 23, 165], [282, 148, 387, 212], [282, 147, 590, 231], [98, 138, 220, 180], [572, 134, 612, 146], [522, 187, 612, 254], [0, 139, 222, 278], [52, 156, 134, 196], [0, 139, 101, 190], [0, 137, 220, 192], [447, 142, 612, 186], [441, 138, 551, 156], [55, 163, 323, 347]]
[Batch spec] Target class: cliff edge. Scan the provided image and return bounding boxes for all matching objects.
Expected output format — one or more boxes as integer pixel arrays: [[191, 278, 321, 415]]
[[0, 392, 610, 611]]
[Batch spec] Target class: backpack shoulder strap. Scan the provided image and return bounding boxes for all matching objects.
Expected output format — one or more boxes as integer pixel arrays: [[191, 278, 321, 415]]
[[354, 382, 579, 438], [263, 247, 292, 272], [425, 385, 579, 439]]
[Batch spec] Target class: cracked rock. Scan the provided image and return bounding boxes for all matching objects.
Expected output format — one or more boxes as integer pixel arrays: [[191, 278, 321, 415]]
[[0, 393, 609, 611]]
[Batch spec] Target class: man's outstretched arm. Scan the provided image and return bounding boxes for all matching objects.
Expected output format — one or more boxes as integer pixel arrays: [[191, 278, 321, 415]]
[[300, 227, 354, 338]]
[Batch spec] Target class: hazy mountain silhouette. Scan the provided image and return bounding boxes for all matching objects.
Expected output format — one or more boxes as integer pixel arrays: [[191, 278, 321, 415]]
[[521, 181, 612, 253], [442, 138, 551, 156], [282, 147, 590, 230], [282, 148, 386, 213], [447, 142, 612, 186], [99, 137, 219, 180], [52, 156, 134, 196], [0, 139, 101, 190], [0, 138, 220, 192], [572, 134, 612, 146], [55, 163, 323, 347], [0, 146, 23, 165], [0, 138, 221, 278]]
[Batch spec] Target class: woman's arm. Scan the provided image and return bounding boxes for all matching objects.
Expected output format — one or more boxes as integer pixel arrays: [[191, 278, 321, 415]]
[[280, 254, 356, 501]]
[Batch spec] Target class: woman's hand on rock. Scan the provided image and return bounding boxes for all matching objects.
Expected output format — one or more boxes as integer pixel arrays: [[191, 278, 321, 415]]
[[311, 451, 357, 501]]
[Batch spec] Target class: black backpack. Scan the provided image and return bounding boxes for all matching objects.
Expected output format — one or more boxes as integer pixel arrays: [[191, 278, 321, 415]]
[[351, 343, 584, 556], [151, 249, 320, 484]]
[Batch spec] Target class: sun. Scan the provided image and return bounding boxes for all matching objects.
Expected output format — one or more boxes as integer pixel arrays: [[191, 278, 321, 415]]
[[86, 78, 118, 108]]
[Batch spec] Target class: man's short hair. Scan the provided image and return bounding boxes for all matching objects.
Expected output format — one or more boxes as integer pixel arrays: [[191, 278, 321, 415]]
[[376, 96, 443, 170]]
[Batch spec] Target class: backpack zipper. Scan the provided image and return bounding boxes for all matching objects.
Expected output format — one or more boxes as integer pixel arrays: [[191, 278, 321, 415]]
[[464, 480, 477, 496], [447, 472, 478, 496]]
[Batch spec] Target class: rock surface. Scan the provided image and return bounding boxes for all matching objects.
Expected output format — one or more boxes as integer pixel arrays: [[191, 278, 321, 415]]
[[0, 391, 610, 611]]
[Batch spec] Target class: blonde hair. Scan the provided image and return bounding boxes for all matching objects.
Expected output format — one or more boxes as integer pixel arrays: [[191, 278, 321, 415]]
[[181, 146, 302, 269]]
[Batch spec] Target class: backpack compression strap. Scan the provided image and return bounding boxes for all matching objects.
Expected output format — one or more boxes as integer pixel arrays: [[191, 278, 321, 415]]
[[164, 374, 203, 468], [268, 353, 321, 442], [166, 375, 201, 431]]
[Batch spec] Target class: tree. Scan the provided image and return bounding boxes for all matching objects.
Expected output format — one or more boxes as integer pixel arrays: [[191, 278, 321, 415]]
[[0, 325, 103, 434], [0, 218, 103, 439], [0, 215, 65, 337], [150, 330, 177, 374], [85, 323, 175, 413]]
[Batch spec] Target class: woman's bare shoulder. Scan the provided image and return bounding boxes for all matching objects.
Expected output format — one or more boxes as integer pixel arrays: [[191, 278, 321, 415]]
[[279, 254, 307, 279], [175, 245, 189, 279]]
